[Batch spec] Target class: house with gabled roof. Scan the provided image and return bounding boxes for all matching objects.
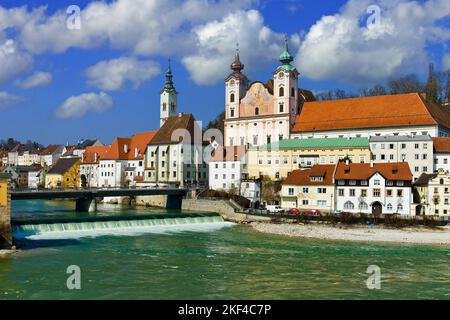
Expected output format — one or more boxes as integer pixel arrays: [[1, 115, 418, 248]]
[[334, 161, 413, 215], [281, 164, 336, 212]]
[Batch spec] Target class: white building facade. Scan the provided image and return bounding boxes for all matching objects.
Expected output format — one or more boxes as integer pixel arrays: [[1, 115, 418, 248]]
[[370, 135, 433, 179], [335, 162, 413, 215]]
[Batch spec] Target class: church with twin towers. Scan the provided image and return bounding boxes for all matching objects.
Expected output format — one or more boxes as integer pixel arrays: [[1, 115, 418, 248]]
[[223, 39, 315, 147]]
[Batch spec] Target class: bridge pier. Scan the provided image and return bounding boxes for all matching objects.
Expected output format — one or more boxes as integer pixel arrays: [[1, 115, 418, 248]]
[[166, 194, 183, 210], [75, 197, 94, 212]]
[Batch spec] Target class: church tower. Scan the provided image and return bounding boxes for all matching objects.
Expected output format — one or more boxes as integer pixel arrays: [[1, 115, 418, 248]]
[[273, 37, 299, 126], [160, 61, 177, 127], [225, 47, 249, 121]]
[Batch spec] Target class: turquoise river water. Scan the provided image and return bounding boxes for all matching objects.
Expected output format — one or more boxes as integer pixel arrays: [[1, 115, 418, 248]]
[[0, 200, 449, 299]]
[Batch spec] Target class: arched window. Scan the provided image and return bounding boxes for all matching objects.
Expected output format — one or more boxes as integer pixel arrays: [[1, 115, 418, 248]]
[[230, 93, 235, 103], [344, 201, 354, 210], [358, 202, 368, 210], [387, 204, 393, 211], [255, 107, 259, 115], [279, 87, 284, 97], [397, 204, 403, 211], [162, 102, 167, 111], [230, 108, 235, 117]]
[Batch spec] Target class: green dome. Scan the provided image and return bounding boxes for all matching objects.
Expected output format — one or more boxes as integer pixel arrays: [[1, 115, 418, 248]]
[[279, 49, 294, 64]]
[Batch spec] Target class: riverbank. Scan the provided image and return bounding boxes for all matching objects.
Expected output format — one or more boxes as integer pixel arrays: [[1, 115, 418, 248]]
[[249, 222, 450, 245], [0, 248, 16, 259]]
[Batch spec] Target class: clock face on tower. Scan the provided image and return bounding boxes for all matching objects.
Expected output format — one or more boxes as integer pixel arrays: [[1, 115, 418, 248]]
[[229, 80, 235, 88], [278, 72, 284, 80]]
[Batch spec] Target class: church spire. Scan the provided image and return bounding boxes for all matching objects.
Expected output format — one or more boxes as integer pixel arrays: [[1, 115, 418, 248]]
[[279, 35, 294, 65], [163, 59, 176, 92], [230, 43, 244, 73]]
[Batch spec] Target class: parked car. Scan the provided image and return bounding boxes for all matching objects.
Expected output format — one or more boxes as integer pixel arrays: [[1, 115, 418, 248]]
[[288, 208, 301, 215], [266, 205, 284, 213], [304, 209, 321, 216]]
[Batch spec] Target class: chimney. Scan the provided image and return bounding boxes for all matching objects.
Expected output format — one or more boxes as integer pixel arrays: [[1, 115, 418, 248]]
[[370, 160, 374, 168], [345, 159, 349, 166], [94, 152, 98, 163], [134, 148, 139, 158], [124, 144, 128, 153]]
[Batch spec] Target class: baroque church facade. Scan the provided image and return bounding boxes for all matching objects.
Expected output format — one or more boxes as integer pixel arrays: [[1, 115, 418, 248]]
[[223, 40, 315, 147]]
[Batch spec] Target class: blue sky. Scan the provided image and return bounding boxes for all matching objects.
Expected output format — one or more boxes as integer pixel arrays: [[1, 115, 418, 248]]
[[0, 0, 449, 145]]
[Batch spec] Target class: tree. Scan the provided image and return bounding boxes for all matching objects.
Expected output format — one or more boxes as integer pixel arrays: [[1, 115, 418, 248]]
[[424, 63, 439, 104], [389, 75, 423, 94], [205, 111, 225, 134]]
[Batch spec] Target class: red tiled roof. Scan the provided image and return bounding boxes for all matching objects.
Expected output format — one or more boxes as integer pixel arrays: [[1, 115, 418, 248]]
[[89, 130, 157, 161], [334, 162, 412, 181], [82, 145, 111, 164], [282, 164, 336, 186], [40, 144, 63, 156], [292, 93, 450, 132], [433, 137, 450, 153]]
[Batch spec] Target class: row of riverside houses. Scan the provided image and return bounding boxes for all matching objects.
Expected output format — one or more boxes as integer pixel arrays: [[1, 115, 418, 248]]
[[280, 161, 413, 215], [208, 39, 450, 216], [0, 140, 102, 189], [79, 63, 209, 191]]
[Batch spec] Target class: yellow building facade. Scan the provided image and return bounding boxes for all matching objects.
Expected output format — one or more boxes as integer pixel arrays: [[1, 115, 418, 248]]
[[247, 138, 371, 180], [45, 158, 80, 189], [0, 173, 11, 245]]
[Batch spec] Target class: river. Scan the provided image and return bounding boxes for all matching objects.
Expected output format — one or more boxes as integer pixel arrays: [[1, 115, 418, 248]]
[[0, 200, 449, 299]]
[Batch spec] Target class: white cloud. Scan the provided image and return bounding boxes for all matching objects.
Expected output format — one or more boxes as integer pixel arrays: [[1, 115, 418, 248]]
[[0, 39, 33, 84], [182, 10, 289, 85], [14, 71, 52, 89], [55, 92, 113, 119], [0, 91, 25, 111], [85, 57, 160, 91], [443, 53, 450, 71], [296, 0, 450, 84], [14, 0, 254, 55]]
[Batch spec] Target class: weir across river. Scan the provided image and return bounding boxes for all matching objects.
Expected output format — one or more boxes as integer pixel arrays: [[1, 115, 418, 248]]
[[0, 187, 188, 246]]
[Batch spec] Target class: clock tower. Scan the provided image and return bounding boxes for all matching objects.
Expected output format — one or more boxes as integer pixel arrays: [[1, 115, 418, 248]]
[[160, 61, 178, 127]]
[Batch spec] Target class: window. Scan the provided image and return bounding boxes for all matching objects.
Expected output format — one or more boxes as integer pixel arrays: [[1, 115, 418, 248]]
[[318, 188, 327, 194], [361, 180, 368, 186], [373, 189, 381, 197], [397, 181, 404, 186], [317, 200, 327, 206], [349, 189, 356, 197], [279, 103, 284, 113], [291, 88, 295, 97], [288, 188, 294, 195], [397, 190, 403, 197], [359, 202, 368, 210], [255, 107, 259, 115], [374, 179, 380, 186], [422, 154, 427, 160], [338, 189, 344, 196], [275, 172, 280, 179], [361, 189, 367, 197], [389, 154, 394, 160], [302, 187, 309, 193], [387, 204, 393, 211], [230, 93, 235, 103], [230, 109, 235, 117], [389, 144, 394, 149], [397, 204, 403, 211], [349, 180, 356, 185], [415, 143, 419, 149], [387, 190, 392, 197], [338, 180, 345, 185], [401, 143, 406, 149], [279, 86, 284, 97], [387, 180, 393, 186], [344, 201, 354, 210], [173, 171, 177, 178], [302, 200, 309, 205]]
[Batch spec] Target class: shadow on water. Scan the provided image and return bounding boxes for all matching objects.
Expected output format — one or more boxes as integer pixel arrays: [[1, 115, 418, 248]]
[[14, 238, 82, 250]]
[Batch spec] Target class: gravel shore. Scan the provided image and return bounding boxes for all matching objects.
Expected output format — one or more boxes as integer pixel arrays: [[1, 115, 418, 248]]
[[250, 222, 450, 245], [0, 249, 16, 259]]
